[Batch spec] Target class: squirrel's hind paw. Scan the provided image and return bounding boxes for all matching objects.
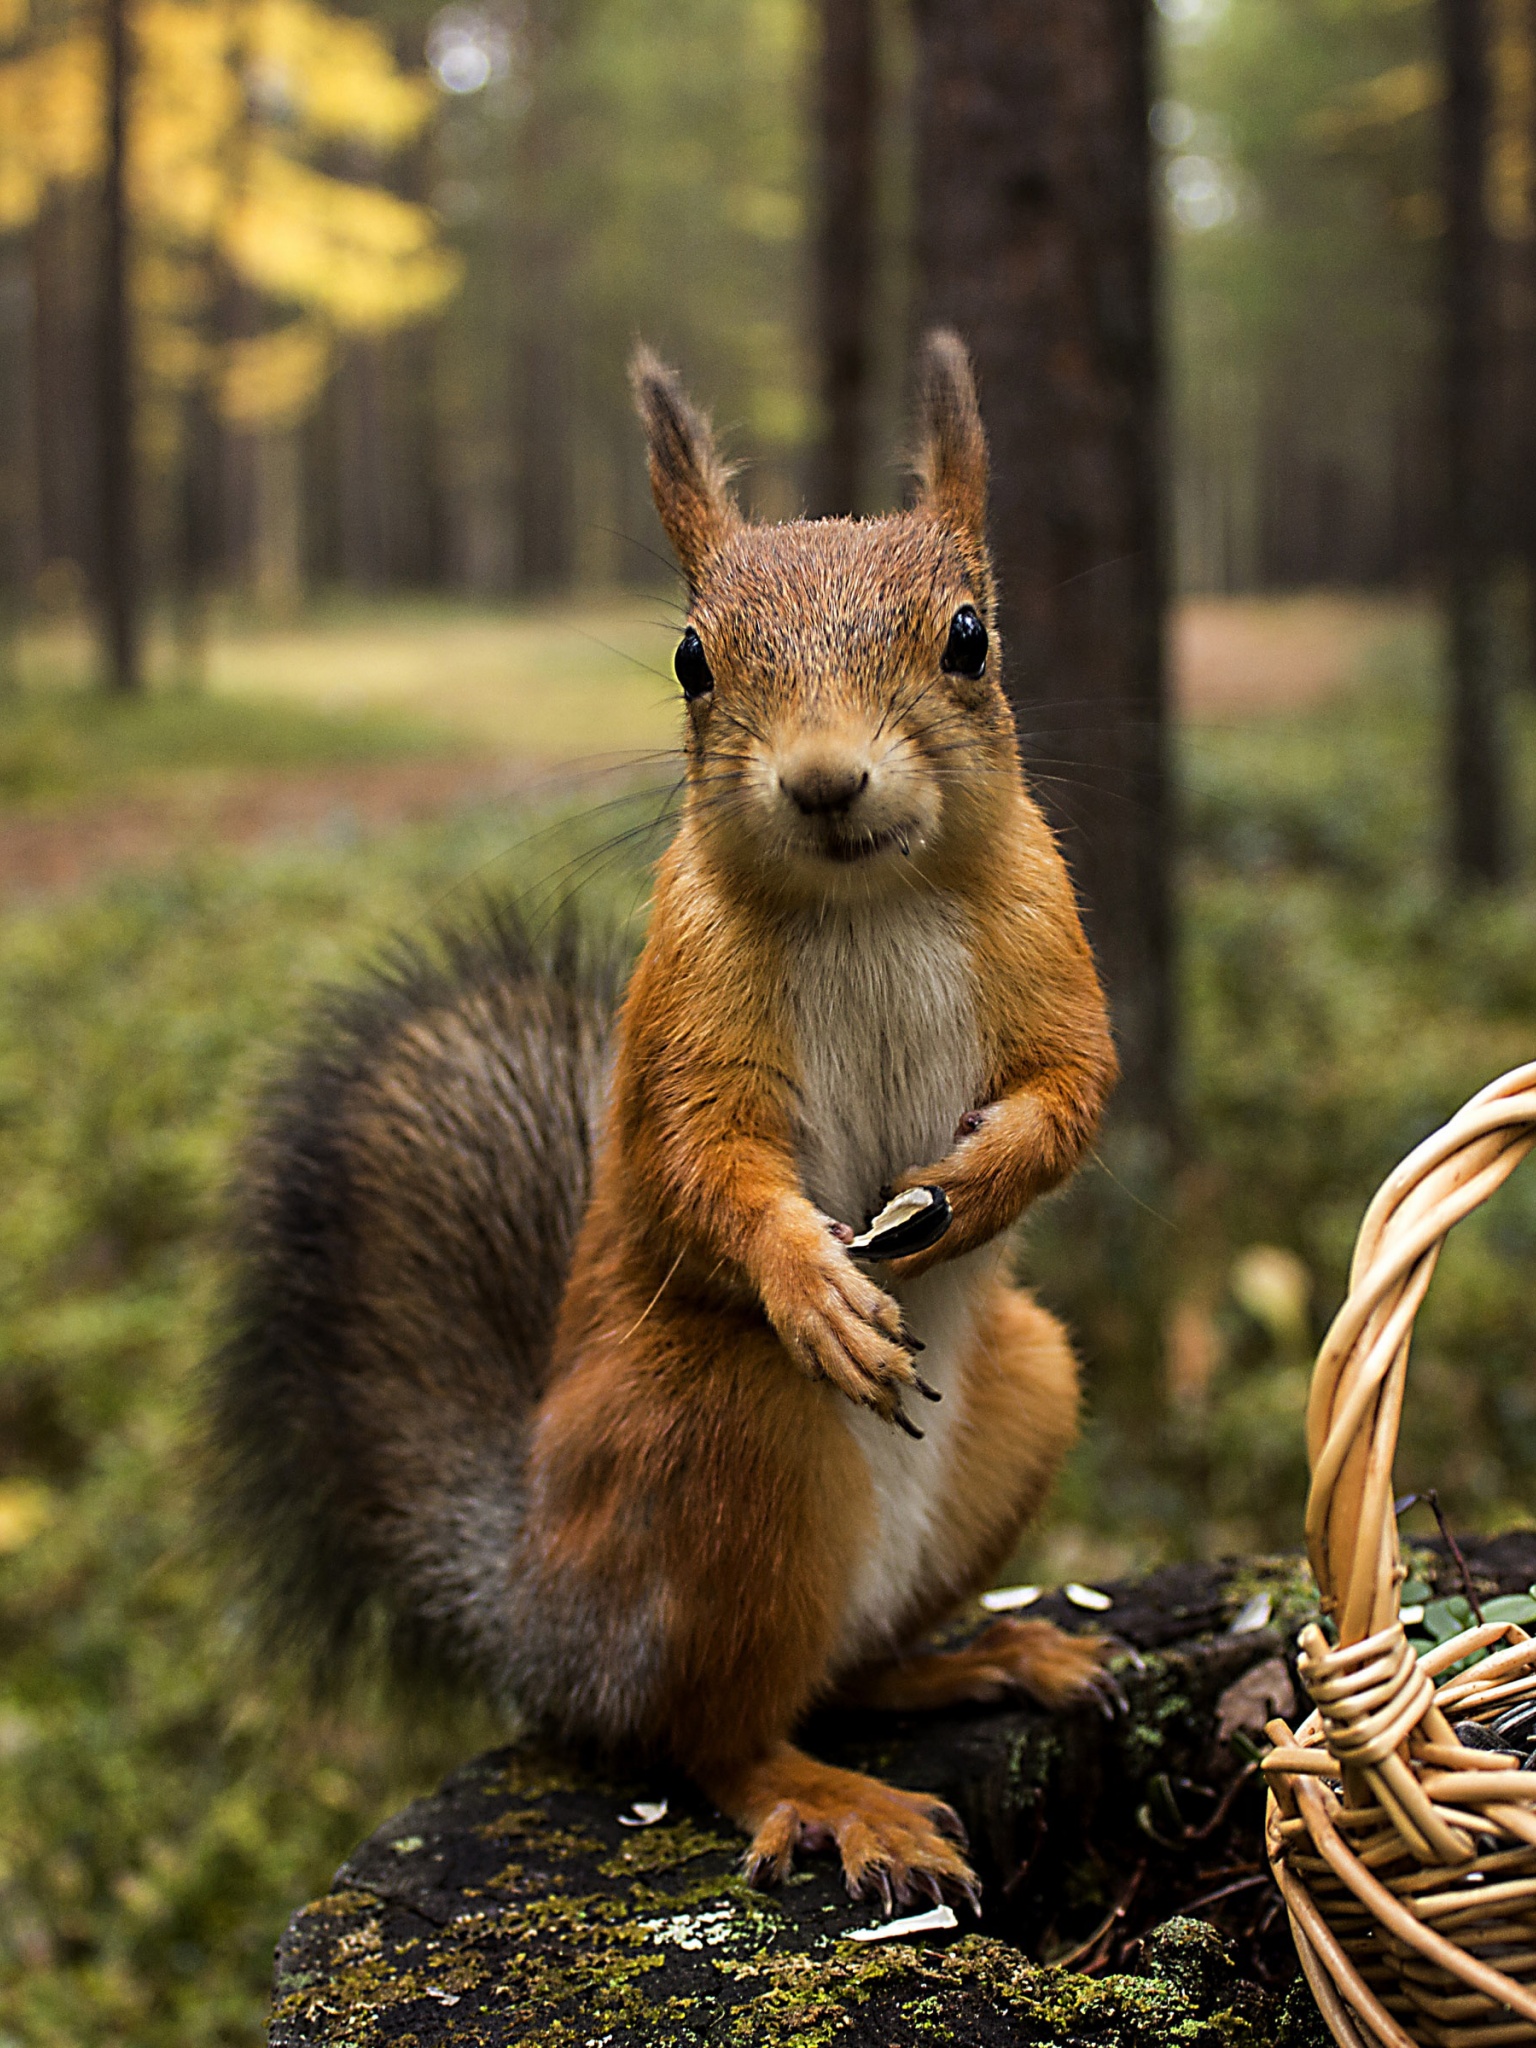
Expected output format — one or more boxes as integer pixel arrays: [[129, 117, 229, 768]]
[[739, 1767, 980, 1918], [974, 1618, 1124, 1717]]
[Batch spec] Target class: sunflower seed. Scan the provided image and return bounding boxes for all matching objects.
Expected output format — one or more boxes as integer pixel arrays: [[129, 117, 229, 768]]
[[982, 1585, 1042, 1613], [1065, 1583, 1113, 1613], [1228, 1592, 1272, 1635], [618, 1799, 669, 1827], [845, 1903, 958, 1942]]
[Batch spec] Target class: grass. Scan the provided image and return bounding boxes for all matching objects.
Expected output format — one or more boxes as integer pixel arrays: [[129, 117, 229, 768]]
[[2, 596, 1536, 2040], [10, 594, 686, 780], [0, 688, 465, 811]]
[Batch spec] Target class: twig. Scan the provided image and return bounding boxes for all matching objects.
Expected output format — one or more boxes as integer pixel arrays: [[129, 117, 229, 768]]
[[1053, 1860, 1145, 1973], [1001, 1802, 1049, 1897], [1179, 1761, 1260, 1846], [1396, 1487, 1485, 1624], [1179, 1869, 1273, 1916]]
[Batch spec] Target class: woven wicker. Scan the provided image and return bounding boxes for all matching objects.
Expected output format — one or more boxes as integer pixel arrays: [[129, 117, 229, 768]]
[[1264, 1062, 1536, 2048]]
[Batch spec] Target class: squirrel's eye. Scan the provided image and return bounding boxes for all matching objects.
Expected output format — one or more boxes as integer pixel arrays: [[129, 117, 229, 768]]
[[940, 605, 988, 681], [675, 627, 714, 701]]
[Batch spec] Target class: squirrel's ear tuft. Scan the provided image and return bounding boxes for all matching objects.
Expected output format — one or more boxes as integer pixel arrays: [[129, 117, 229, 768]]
[[912, 329, 990, 578], [630, 345, 739, 588]]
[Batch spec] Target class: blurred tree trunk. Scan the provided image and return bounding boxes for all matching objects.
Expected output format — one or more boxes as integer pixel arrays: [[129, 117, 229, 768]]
[[1511, 0, 1536, 690], [33, 192, 98, 584], [99, 0, 142, 693], [336, 341, 390, 590], [512, 13, 574, 596], [913, 0, 1171, 1139], [1441, 0, 1508, 881], [811, 0, 876, 515], [174, 380, 219, 690], [0, 237, 33, 690]]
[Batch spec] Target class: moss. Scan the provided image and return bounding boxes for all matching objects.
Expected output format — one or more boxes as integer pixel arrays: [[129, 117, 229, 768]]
[[271, 1748, 1301, 2047], [1221, 1554, 1323, 1641], [596, 1814, 735, 1878]]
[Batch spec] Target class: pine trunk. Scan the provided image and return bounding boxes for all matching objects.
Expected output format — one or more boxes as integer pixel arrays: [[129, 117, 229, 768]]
[[1442, 0, 1508, 882], [913, 0, 1171, 1137], [811, 0, 877, 516], [99, 0, 141, 694], [512, 17, 573, 597]]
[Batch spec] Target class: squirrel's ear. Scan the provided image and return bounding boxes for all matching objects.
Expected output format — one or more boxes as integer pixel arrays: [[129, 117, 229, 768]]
[[630, 345, 740, 589], [912, 329, 990, 581]]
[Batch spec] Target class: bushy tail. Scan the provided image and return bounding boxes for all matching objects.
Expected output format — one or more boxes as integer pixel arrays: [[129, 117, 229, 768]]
[[201, 901, 624, 1700]]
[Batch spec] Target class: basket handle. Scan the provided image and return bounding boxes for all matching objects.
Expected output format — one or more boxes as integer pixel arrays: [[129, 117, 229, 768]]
[[1305, 1062, 1536, 1648]]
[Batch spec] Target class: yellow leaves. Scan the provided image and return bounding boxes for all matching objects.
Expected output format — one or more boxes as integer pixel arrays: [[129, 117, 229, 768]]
[[223, 145, 461, 333], [0, 1479, 53, 1554], [135, 0, 241, 241], [219, 316, 330, 424], [1490, 0, 1535, 239], [0, 0, 460, 429], [1305, 59, 1441, 145], [0, 34, 102, 229], [244, 0, 433, 147], [0, 0, 28, 48], [723, 184, 800, 243]]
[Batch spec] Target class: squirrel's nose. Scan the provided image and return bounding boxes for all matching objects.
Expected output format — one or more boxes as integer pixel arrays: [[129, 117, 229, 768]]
[[779, 758, 870, 816]]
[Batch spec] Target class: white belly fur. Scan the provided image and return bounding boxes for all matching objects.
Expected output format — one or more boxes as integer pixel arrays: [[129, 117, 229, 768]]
[[785, 897, 992, 1670]]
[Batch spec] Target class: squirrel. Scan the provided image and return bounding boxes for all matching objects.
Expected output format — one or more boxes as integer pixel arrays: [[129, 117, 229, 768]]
[[205, 329, 1119, 1915]]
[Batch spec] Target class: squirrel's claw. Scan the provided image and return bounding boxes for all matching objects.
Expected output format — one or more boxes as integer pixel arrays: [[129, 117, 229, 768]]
[[928, 1800, 968, 1848], [890, 1402, 924, 1442]]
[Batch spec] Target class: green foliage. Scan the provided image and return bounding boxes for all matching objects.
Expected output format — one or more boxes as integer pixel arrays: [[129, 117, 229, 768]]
[[1033, 618, 1536, 1562], [1161, 0, 1441, 584], [0, 684, 457, 808]]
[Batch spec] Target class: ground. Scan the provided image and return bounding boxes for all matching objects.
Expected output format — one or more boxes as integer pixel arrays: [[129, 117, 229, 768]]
[[0, 591, 1418, 902]]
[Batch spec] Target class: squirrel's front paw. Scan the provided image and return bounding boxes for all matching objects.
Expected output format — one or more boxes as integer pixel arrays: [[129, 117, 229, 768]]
[[762, 1231, 923, 1434]]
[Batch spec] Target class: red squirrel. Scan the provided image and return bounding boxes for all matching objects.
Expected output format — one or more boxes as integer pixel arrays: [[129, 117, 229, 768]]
[[206, 331, 1118, 1914]]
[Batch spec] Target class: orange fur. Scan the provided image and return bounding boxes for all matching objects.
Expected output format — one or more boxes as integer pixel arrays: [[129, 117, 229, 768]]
[[524, 334, 1118, 1909]]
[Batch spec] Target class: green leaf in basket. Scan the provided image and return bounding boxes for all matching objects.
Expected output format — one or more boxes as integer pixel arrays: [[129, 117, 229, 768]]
[[1421, 1597, 1474, 1643], [1481, 1594, 1536, 1626], [1400, 1578, 1432, 1606]]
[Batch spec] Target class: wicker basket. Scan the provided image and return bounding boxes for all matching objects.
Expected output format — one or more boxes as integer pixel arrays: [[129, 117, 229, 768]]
[[1264, 1062, 1536, 2048]]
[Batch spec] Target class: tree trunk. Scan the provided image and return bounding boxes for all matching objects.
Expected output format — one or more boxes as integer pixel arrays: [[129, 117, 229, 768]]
[[99, 0, 142, 693], [913, 0, 1171, 1137], [513, 309, 573, 594], [810, 0, 877, 516], [335, 341, 390, 591], [0, 236, 34, 690], [174, 378, 219, 690], [511, 14, 574, 597], [1442, 0, 1508, 882]]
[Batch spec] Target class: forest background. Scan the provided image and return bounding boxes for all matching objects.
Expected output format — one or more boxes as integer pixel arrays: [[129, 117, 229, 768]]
[[6, 0, 1536, 2038]]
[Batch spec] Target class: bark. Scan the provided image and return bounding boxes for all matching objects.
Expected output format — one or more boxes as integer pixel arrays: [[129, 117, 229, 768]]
[[99, 0, 142, 693], [512, 15, 574, 597], [513, 311, 573, 594], [31, 192, 97, 578], [0, 238, 32, 689], [913, 0, 1171, 1138], [1441, 0, 1508, 882], [336, 341, 390, 591], [811, 0, 877, 516], [174, 379, 219, 690]]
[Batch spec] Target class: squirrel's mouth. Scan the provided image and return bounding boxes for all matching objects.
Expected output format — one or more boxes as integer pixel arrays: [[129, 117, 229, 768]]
[[817, 824, 911, 864]]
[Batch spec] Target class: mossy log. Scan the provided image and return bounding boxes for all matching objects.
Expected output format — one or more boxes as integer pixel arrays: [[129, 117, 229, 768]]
[[269, 1539, 1536, 2046]]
